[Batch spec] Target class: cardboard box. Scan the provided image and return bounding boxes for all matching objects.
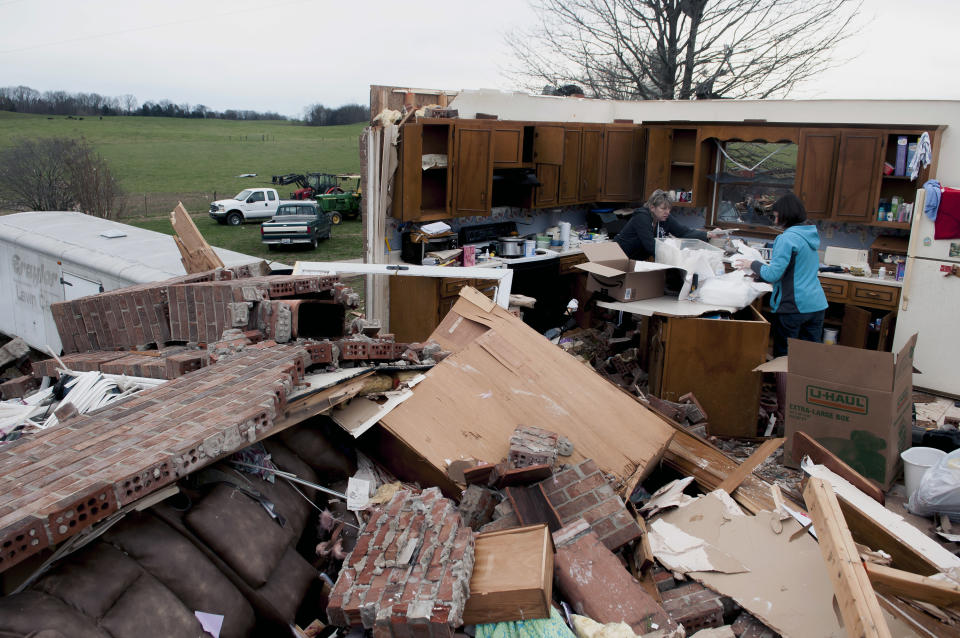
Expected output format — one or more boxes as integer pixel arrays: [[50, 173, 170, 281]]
[[763, 334, 917, 490], [576, 241, 676, 302], [461, 525, 553, 624]]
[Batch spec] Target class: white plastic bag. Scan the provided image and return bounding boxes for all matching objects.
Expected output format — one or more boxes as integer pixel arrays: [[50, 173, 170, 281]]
[[908, 448, 960, 520], [694, 271, 771, 307]]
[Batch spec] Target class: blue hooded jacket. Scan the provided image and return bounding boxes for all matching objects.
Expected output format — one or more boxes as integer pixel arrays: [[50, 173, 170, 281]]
[[750, 224, 828, 313]]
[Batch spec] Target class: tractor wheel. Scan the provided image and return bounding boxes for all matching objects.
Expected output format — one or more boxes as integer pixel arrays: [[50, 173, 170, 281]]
[[310, 237, 318, 250], [226, 212, 243, 226], [330, 212, 343, 225]]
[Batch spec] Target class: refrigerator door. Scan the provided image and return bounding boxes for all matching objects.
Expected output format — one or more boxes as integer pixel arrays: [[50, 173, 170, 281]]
[[894, 256, 960, 396]]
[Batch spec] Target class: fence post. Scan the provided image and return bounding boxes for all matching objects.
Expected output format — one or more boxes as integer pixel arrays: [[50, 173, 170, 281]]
[[143, 194, 147, 216]]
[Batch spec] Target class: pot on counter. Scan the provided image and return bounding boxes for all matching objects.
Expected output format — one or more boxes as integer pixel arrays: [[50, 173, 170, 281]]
[[497, 236, 526, 257]]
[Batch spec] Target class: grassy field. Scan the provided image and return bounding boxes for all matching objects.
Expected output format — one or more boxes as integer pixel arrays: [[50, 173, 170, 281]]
[[129, 214, 364, 265], [0, 111, 364, 216]]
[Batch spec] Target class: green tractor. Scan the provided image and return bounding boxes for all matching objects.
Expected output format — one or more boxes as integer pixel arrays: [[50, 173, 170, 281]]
[[316, 188, 361, 225]]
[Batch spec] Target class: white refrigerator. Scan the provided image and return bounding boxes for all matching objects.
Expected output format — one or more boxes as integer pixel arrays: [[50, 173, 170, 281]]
[[894, 188, 960, 397]]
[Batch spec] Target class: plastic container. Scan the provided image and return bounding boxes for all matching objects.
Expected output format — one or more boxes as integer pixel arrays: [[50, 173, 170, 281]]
[[823, 328, 838, 345], [901, 447, 947, 500], [523, 239, 536, 257]]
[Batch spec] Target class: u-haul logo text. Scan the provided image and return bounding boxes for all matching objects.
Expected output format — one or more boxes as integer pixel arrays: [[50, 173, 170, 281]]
[[806, 386, 869, 415]]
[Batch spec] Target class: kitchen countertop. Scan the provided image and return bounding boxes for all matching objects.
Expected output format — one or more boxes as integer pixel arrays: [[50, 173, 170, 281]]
[[818, 271, 903, 288], [387, 245, 586, 268]]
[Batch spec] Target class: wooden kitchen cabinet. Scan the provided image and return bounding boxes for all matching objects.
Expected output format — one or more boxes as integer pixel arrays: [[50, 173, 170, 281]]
[[796, 129, 840, 219], [532, 125, 564, 165], [396, 121, 453, 221], [389, 276, 499, 343], [452, 123, 494, 216], [579, 125, 603, 202], [643, 125, 702, 207], [834, 129, 884, 221], [491, 122, 524, 167], [818, 275, 900, 351], [647, 306, 769, 437], [600, 124, 645, 201], [558, 126, 582, 205]]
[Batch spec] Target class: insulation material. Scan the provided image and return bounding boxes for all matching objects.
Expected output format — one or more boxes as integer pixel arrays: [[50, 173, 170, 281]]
[[380, 288, 674, 495]]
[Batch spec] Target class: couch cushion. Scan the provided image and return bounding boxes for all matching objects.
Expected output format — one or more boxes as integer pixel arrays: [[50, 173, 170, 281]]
[[33, 543, 140, 619], [185, 483, 296, 588], [277, 421, 356, 481], [103, 511, 256, 638], [252, 545, 318, 622], [0, 591, 107, 638]]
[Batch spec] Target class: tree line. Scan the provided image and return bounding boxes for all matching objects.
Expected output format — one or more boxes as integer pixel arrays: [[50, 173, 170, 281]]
[[0, 85, 368, 125]]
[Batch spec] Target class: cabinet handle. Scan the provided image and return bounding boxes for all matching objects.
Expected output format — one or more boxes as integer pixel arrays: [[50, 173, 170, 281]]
[[866, 291, 878, 297]]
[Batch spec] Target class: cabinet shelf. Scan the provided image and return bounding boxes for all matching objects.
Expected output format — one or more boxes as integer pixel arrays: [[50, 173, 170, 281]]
[[881, 175, 915, 181], [671, 161, 695, 167], [869, 221, 911, 229]]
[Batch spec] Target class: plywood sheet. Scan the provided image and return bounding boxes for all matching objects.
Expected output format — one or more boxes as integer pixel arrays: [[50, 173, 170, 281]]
[[380, 288, 675, 494]]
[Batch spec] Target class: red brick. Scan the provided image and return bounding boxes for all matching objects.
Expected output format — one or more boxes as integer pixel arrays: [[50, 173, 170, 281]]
[[564, 472, 606, 499], [555, 490, 600, 520]]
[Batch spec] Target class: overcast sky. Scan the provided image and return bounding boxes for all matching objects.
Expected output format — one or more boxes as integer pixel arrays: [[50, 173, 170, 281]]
[[1, 0, 957, 118]]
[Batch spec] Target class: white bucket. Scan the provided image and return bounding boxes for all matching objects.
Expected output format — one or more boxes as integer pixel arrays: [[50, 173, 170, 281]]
[[523, 239, 536, 257], [901, 446, 946, 500], [823, 328, 838, 345]]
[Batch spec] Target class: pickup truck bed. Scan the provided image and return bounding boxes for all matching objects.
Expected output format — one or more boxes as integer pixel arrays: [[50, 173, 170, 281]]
[[260, 202, 332, 250]]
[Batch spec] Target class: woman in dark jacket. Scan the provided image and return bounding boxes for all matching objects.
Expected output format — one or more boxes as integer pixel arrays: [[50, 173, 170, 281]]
[[615, 189, 722, 260]]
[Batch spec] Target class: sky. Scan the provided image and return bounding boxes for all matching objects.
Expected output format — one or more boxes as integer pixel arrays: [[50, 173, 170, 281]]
[[0, 0, 958, 119]]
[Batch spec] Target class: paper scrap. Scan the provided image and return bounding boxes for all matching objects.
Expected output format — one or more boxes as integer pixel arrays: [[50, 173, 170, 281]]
[[195, 611, 224, 638], [346, 477, 372, 511], [648, 518, 748, 575]]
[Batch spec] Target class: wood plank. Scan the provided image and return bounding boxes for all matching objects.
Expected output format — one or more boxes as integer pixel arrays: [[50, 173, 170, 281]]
[[803, 477, 892, 638], [495, 464, 553, 488], [717, 437, 784, 494], [876, 593, 960, 638], [506, 485, 562, 533], [169, 202, 223, 273], [793, 431, 885, 504], [463, 463, 495, 486], [866, 563, 960, 610]]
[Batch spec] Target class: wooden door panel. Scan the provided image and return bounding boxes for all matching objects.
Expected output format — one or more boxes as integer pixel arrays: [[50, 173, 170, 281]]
[[493, 125, 523, 167], [796, 130, 840, 219], [579, 126, 602, 202], [600, 126, 635, 201], [643, 127, 673, 203], [534, 163, 559, 207], [558, 127, 582, 204], [453, 126, 493, 215], [834, 130, 883, 221], [533, 125, 564, 165], [399, 123, 423, 220]]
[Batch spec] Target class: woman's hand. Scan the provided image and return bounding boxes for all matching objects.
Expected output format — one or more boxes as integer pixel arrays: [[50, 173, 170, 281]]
[[733, 258, 753, 271], [707, 228, 726, 238]]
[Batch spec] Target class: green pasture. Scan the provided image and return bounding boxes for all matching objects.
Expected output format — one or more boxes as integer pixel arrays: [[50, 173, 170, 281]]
[[0, 111, 364, 196]]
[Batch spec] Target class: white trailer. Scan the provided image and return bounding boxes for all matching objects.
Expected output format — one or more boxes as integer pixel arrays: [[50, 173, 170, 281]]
[[0, 211, 264, 353]]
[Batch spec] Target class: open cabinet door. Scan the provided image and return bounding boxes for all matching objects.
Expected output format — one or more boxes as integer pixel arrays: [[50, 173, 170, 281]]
[[840, 305, 870, 349]]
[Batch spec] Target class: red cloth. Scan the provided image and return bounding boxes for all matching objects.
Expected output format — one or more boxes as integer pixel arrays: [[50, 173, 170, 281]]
[[934, 186, 960, 240]]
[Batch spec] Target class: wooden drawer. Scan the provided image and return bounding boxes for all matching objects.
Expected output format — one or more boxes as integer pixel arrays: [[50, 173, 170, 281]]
[[437, 296, 458, 320], [558, 253, 588, 275], [440, 277, 472, 298], [819, 276, 849, 302], [849, 281, 899, 309]]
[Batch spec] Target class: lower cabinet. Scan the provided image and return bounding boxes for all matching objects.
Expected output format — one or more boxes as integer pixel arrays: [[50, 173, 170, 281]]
[[819, 276, 900, 351], [647, 306, 770, 438], [388, 276, 498, 343]]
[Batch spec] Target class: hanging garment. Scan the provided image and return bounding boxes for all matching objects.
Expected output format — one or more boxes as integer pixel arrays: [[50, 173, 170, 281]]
[[934, 186, 960, 240], [910, 131, 933, 180], [924, 179, 943, 221]]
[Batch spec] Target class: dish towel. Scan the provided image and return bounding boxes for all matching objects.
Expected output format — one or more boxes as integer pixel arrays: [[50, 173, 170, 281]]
[[910, 131, 933, 180], [934, 186, 960, 240], [924, 179, 942, 221]]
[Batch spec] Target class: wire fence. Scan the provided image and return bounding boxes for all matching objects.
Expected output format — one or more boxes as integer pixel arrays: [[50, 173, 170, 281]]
[[114, 192, 218, 219]]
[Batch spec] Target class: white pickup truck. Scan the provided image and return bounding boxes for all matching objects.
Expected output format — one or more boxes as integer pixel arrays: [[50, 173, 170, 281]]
[[209, 188, 280, 226]]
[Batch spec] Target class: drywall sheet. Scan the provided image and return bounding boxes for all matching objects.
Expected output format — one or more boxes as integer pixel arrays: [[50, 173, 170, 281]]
[[658, 493, 918, 638], [380, 288, 675, 493]]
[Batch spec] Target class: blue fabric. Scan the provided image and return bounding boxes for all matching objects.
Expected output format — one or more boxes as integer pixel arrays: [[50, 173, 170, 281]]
[[750, 224, 827, 314], [924, 179, 942, 221]]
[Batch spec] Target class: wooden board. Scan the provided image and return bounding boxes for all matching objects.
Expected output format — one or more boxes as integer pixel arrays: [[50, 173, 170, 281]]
[[717, 437, 784, 494], [793, 431, 885, 504], [866, 563, 960, 610], [462, 525, 553, 624], [380, 288, 675, 498], [803, 477, 892, 638], [170, 201, 223, 273], [506, 485, 562, 533]]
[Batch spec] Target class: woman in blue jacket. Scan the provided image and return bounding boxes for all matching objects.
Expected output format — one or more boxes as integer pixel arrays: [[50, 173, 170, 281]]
[[736, 192, 828, 357]]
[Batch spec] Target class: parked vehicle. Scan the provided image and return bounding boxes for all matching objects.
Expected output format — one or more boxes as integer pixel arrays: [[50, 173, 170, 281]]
[[260, 201, 332, 251], [209, 188, 280, 225], [271, 173, 343, 200], [316, 190, 362, 224]]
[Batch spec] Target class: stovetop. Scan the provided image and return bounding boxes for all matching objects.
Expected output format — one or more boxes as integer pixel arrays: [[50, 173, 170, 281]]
[[458, 221, 518, 246]]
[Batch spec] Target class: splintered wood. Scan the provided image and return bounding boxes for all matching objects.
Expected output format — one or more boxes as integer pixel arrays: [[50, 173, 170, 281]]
[[803, 477, 892, 638], [170, 202, 224, 273]]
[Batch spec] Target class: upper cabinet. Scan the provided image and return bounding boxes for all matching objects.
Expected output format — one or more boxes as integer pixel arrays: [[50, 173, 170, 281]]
[[833, 130, 884, 222], [796, 129, 840, 219], [452, 123, 494, 216], [579, 125, 603, 202], [558, 126, 583, 205], [601, 124, 645, 202], [396, 121, 453, 221], [643, 126, 704, 207]]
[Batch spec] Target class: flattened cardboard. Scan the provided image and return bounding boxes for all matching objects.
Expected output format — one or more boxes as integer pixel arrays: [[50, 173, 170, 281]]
[[462, 525, 553, 624], [577, 241, 677, 302], [380, 287, 675, 496], [783, 334, 918, 489]]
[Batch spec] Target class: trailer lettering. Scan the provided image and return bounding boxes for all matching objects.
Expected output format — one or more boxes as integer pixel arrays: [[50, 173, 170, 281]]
[[11, 254, 60, 289]]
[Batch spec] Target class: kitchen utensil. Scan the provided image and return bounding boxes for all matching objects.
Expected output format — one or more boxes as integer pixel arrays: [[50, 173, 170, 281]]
[[498, 236, 525, 257]]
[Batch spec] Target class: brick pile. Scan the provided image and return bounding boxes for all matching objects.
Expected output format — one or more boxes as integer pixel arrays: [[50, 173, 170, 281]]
[[327, 487, 475, 638], [49, 268, 243, 353], [0, 343, 310, 574], [0, 375, 39, 400], [540, 459, 642, 550], [32, 348, 209, 381], [508, 425, 559, 468], [660, 582, 726, 633]]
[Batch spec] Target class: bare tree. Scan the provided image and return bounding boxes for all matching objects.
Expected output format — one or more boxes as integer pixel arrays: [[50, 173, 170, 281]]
[[0, 138, 122, 218], [507, 0, 863, 100]]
